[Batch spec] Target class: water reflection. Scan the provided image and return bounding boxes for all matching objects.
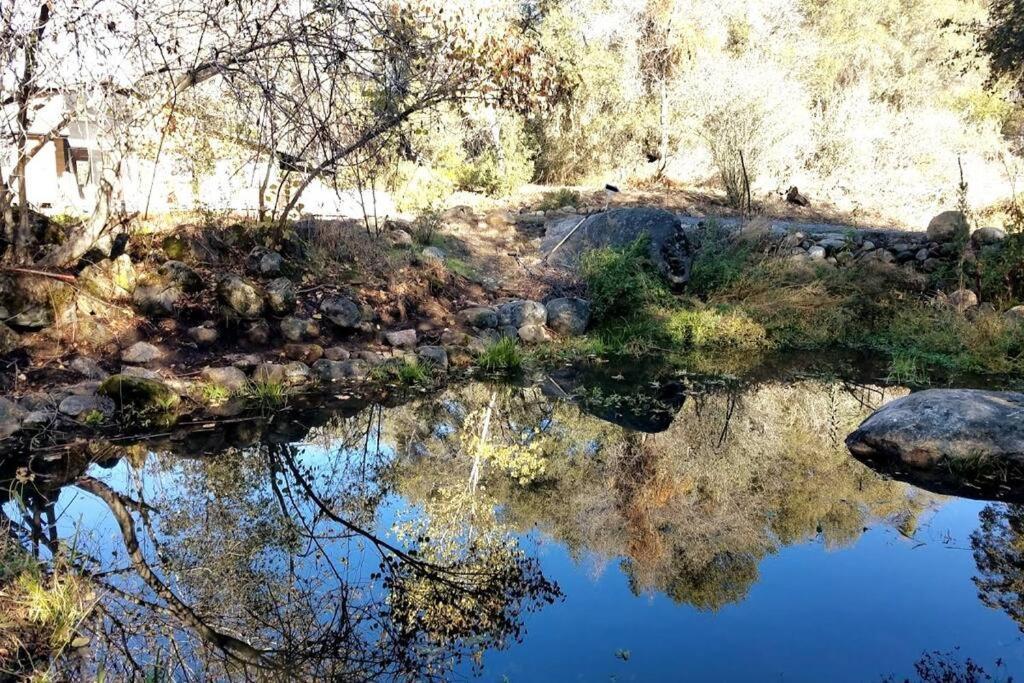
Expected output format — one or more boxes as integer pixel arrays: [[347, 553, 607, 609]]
[[2, 368, 1023, 679]]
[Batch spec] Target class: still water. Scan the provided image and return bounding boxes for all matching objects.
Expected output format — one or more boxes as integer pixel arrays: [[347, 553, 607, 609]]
[[4, 365, 1024, 681]]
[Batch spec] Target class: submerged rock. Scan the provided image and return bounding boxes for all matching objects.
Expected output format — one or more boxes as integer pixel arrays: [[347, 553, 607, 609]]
[[846, 389, 1024, 468]]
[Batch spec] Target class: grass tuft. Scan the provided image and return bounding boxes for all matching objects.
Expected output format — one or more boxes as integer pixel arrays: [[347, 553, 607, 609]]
[[477, 337, 524, 372]]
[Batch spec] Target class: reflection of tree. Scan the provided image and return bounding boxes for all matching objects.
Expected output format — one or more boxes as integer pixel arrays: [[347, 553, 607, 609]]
[[0, 404, 559, 680], [972, 503, 1024, 631]]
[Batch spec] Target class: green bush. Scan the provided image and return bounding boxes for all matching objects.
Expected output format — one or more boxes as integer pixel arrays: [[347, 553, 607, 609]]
[[579, 237, 670, 322], [477, 337, 524, 372], [688, 225, 752, 298]]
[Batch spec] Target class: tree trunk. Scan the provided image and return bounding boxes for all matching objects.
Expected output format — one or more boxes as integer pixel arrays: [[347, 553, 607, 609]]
[[44, 157, 120, 266]]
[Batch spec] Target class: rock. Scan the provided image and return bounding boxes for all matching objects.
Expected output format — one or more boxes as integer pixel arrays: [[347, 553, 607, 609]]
[[1005, 306, 1024, 324], [79, 256, 137, 300], [518, 324, 552, 344], [280, 316, 320, 342], [972, 227, 1006, 248], [421, 246, 446, 263], [226, 353, 262, 370], [324, 346, 350, 361], [70, 356, 108, 380], [265, 277, 297, 316], [922, 258, 941, 273], [926, 211, 968, 243], [320, 297, 361, 329], [22, 411, 54, 428], [485, 210, 516, 228], [120, 366, 161, 381], [456, 307, 499, 329], [282, 361, 312, 386], [245, 319, 271, 345], [358, 350, 385, 365], [785, 186, 810, 207], [540, 207, 681, 273], [188, 324, 219, 345], [98, 374, 180, 412], [200, 366, 248, 392], [546, 298, 591, 336], [440, 330, 473, 346], [497, 300, 547, 328], [387, 229, 414, 247], [58, 394, 115, 419], [499, 324, 519, 339], [284, 343, 324, 364], [252, 363, 286, 384], [416, 345, 449, 369], [132, 278, 182, 316], [0, 322, 19, 354], [121, 342, 163, 365], [385, 329, 417, 348], [807, 245, 826, 260], [861, 240, 875, 251], [217, 275, 264, 319], [947, 288, 979, 310], [158, 260, 203, 293], [847, 389, 1024, 469], [915, 248, 929, 262], [9, 305, 54, 329], [0, 397, 26, 439], [246, 247, 283, 276], [161, 234, 189, 260], [312, 359, 370, 382]]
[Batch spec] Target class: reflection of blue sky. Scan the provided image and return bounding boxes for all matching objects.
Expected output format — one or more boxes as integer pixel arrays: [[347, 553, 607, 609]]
[[12, 441, 1024, 682]]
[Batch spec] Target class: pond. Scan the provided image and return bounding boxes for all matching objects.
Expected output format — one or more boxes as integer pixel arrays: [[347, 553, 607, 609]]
[[3, 361, 1024, 681]]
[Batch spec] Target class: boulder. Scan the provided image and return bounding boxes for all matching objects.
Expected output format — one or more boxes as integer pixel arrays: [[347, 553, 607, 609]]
[[324, 346, 351, 361], [280, 316, 320, 342], [282, 361, 312, 386], [320, 297, 361, 329], [9, 305, 54, 329], [122, 342, 163, 365], [387, 229, 414, 247], [246, 247, 284, 276], [540, 207, 681, 273], [161, 234, 189, 260], [518, 324, 552, 344], [807, 245, 826, 260], [546, 298, 590, 336], [0, 397, 26, 439], [158, 260, 203, 293], [421, 246, 446, 263], [972, 227, 1006, 248], [79, 255, 137, 300], [456, 307, 499, 329], [70, 356, 108, 380], [98, 374, 180, 412], [58, 394, 115, 419], [0, 323, 20, 355], [284, 343, 324, 364], [947, 288, 979, 310], [265, 278, 297, 316], [416, 345, 449, 370], [132, 277, 182, 316], [200, 366, 248, 393], [497, 300, 547, 328], [245, 319, 272, 345], [926, 211, 968, 243], [312, 359, 370, 382], [846, 389, 1024, 468], [188, 324, 219, 346], [1005, 306, 1024, 324], [385, 329, 417, 348], [252, 362, 287, 384], [217, 275, 264, 319]]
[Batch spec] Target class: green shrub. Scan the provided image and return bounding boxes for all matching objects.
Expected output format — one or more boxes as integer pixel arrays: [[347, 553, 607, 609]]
[[537, 188, 582, 211], [688, 225, 752, 298], [580, 238, 670, 322], [662, 306, 767, 349], [477, 337, 524, 372]]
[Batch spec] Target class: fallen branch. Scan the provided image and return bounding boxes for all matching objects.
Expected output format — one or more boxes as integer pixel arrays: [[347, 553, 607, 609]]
[[2, 266, 76, 283]]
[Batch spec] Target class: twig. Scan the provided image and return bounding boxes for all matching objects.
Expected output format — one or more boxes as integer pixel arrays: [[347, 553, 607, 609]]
[[2, 266, 75, 283]]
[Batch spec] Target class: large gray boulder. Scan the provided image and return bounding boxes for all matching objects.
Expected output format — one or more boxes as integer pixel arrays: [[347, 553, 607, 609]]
[[498, 300, 547, 328], [456, 307, 499, 329], [546, 298, 591, 336], [926, 211, 968, 243], [217, 275, 264, 319], [158, 260, 203, 293], [320, 297, 361, 329], [540, 207, 682, 272], [846, 389, 1024, 468], [265, 277, 297, 316]]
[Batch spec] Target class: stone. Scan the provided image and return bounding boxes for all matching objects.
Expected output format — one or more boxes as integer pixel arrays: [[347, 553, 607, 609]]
[[1005, 306, 1024, 324], [282, 361, 312, 386], [540, 207, 681, 274], [546, 298, 591, 336], [0, 323, 19, 355], [861, 240, 875, 251], [947, 288, 979, 310], [22, 411, 54, 428], [226, 353, 262, 369], [456, 307, 499, 329], [122, 342, 163, 365], [284, 343, 324, 364], [915, 248, 930, 262], [485, 210, 516, 228], [252, 363, 286, 384], [518, 324, 552, 344], [312, 359, 370, 382], [132, 278, 182, 316], [158, 260, 203, 293], [324, 346, 350, 361], [9, 305, 54, 329], [416, 345, 449, 370], [265, 278, 297, 316], [58, 394, 115, 419], [120, 366, 161, 381], [247, 247, 284, 276], [188, 324, 219, 345], [98, 374, 180, 412], [807, 245, 826, 260], [79, 256, 137, 300], [385, 329, 417, 348], [161, 234, 189, 260], [440, 330, 472, 346], [926, 211, 968, 243], [320, 297, 361, 329], [70, 356, 108, 380], [245, 319, 272, 345], [217, 275, 264, 319], [280, 316, 320, 342], [0, 397, 26, 439], [387, 229, 414, 247], [421, 246, 446, 263], [847, 389, 1024, 468], [200, 366, 248, 393], [972, 227, 1006, 248], [497, 300, 548, 328]]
